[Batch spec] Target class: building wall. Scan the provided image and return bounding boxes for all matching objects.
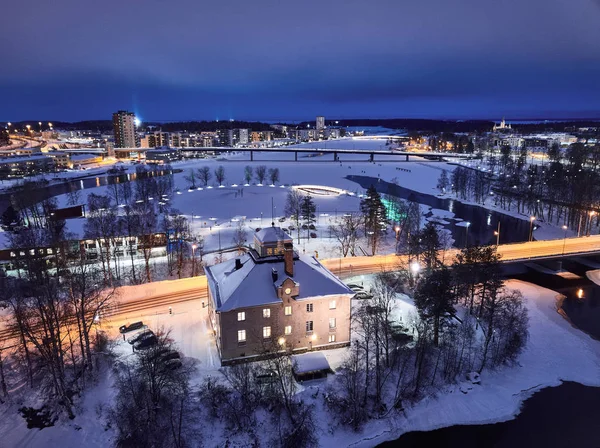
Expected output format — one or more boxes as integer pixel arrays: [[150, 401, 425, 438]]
[[217, 293, 351, 362]]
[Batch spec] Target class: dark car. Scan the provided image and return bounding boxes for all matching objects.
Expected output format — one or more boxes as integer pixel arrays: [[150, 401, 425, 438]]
[[164, 358, 182, 370], [160, 351, 181, 362], [278, 217, 286, 223], [133, 334, 158, 350], [310, 232, 317, 238], [353, 291, 372, 300], [119, 321, 145, 334], [127, 329, 154, 345]]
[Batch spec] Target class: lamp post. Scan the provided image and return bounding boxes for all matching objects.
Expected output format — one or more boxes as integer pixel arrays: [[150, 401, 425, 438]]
[[395, 226, 400, 253], [587, 211, 596, 237], [191, 243, 197, 276], [465, 221, 470, 247], [494, 221, 500, 247], [562, 225, 568, 255], [529, 216, 535, 242]]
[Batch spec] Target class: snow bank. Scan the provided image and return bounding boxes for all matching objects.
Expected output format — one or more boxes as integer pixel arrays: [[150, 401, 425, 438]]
[[586, 269, 600, 287]]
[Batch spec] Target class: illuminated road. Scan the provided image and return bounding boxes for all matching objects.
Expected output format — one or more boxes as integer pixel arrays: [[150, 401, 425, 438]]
[[3, 235, 600, 345]]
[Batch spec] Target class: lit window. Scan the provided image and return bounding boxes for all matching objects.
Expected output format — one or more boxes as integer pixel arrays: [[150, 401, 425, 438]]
[[238, 330, 246, 342], [237, 312, 246, 322], [284, 306, 292, 316], [329, 318, 336, 329], [263, 308, 271, 318], [263, 326, 271, 338], [306, 303, 313, 313], [329, 300, 336, 309], [285, 325, 292, 335], [328, 334, 336, 343], [306, 321, 313, 332]]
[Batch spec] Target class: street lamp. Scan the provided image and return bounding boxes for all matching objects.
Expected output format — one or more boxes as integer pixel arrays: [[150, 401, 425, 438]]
[[529, 216, 535, 242], [562, 225, 568, 255], [191, 243, 197, 276], [465, 221, 471, 247], [493, 222, 500, 247], [587, 211, 596, 237], [394, 226, 400, 253]]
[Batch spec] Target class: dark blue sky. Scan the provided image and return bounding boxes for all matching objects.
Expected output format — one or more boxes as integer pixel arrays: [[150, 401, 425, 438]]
[[2, 0, 600, 122]]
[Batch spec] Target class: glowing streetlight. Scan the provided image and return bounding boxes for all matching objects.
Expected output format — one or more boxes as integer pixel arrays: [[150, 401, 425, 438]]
[[410, 261, 420, 275], [562, 225, 568, 255], [529, 216, 536, 242], [465, 221, 471, 247], [278, 337, 286, 346], [394, 226, 401, 253]]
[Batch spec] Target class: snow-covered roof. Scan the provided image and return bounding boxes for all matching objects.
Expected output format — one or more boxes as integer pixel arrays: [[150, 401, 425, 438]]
[[292, 352, 331, 374], [254, 226, 292, 244], [205, 250, 352, 312]]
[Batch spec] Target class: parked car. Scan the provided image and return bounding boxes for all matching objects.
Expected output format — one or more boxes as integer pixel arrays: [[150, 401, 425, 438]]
[[255, 227, 262, 232], [134, 334, 158, 350], [346, 283, 364, 290], [119, 321, 145, 334], [353, 291, 372, 300], [127, 329, 154, 345], [160, 351, 181, 362], [164, 358, 182, 370], [309, 224, 316, 230], [288, 225, 296, 231], [278, 217, 286, 222], [302, 224, 308, 230], [310, 232, 317, 238]]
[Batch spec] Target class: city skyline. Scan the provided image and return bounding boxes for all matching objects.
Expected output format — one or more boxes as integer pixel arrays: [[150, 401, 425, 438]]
[[2, 0, 600, 122]]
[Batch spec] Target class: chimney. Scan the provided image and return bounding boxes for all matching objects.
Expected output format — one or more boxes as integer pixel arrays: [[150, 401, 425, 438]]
[[235, 258, 242, 271], [284, 242, 294, 277], [271, 268, 278, 282]]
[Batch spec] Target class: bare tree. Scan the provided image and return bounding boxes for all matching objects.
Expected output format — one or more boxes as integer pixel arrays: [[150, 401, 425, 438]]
[[214, 166, 226, 186], [329, 213, 361, 257], [268, 167, 280, 185], [244, 166, 253, 184], [284, 189, 303, 243], [231, 222, 248, 254], [255, 165, 267, 184], [197, 166, 212, 186], [184, 169, 197, 189]]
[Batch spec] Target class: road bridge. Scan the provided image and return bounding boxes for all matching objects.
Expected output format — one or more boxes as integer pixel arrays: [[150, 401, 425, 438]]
[[114, 146, 479, 162]]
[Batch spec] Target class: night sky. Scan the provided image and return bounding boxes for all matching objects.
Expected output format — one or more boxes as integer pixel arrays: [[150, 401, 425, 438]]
[[2, 0, 600, 122]]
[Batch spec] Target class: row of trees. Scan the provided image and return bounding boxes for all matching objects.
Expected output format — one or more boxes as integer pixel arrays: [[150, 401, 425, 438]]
[[445, 141, 600, 236], [185, 165, 281, 189]]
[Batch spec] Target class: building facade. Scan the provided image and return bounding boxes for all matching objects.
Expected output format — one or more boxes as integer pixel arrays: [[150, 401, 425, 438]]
[[206, 227, 353, 364], [112, 111, 139, 148], [316, 116, 325, 131]]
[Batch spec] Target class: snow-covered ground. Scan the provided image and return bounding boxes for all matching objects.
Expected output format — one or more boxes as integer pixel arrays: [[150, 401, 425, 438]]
[[4, 276, 600, 447]]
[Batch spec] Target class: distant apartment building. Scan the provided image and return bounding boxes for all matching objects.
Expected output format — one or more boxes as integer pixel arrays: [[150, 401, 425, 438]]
[[112, 111, 139, 148], [229, 128, 250, 146], [250, 130, 273, 142], [216, 129, 230, 146], [206, 227, 353, 364], [0, 155, 55, 178], [316, 116, 325, 131]]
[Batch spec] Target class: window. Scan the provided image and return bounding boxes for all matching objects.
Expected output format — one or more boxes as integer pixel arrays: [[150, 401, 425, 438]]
[[306, 321, 314, 332], [306, 303, 313, 313], [263, 308, 271, 318], [237, 312, 246, 322], [329, 318, 336, 329], [329, 300, 336, 310], [263, 326, 271, 338], [238, 330, 246, 343], [328, 334, 336, 343], [284, 306, 292, 316], [285, 325, 292, 335]]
